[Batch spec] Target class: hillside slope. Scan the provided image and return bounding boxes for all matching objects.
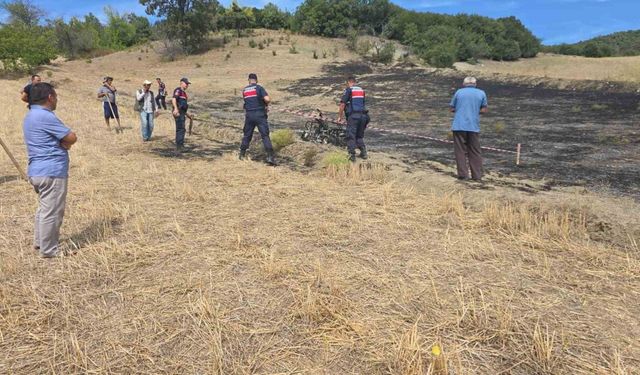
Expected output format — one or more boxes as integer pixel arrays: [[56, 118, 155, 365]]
[[1, 33, 639, 373]]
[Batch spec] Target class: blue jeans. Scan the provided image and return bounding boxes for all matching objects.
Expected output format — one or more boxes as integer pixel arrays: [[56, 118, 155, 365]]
[[140, 112, 154, 141]]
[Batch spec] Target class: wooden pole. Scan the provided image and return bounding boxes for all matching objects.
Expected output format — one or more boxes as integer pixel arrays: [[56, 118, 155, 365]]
[[0, 135, 28, 181], [516, 143, 521, 166], [105, 100, 123, 133]]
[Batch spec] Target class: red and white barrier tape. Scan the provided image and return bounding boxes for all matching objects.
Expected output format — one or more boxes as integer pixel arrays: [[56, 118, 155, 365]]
[[275, 107, 519, 155]]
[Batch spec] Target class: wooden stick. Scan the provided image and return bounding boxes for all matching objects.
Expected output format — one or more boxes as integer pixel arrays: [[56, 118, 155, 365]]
[[516, 143, 521, 165], [105, 100, 123, 133], [0, 134, 28, 181]]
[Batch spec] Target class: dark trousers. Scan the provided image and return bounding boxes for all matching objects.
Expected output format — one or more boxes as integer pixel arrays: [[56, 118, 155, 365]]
[[346, 113, 369, 154], [175, 112, 186, 147], [155, 94, 166, 110], [240, 111, 273, 152], [453, 131, 483, 179]]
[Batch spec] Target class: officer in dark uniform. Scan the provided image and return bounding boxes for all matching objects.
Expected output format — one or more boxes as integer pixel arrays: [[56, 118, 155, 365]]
[[171, 77, 191, 151], [239, 73, 275, 165], [338, 75, 370, 162]]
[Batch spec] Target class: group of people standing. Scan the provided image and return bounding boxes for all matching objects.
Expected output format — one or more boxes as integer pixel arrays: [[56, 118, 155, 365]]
[[19, 70, 488, 258]]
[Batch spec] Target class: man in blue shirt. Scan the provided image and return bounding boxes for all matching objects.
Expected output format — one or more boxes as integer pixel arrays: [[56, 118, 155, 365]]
[[449, 77, 488, 181], [239, 73, 275, 165], [23, 83, 78, 258]]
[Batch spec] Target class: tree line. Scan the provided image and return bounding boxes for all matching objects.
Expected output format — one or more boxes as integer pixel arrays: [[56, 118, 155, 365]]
[[1, 0, 546, 72], [544, 30, 640, 58]]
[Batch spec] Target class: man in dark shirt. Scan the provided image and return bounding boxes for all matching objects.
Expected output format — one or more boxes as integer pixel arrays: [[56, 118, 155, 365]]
[[239, 73, 275, 165], [21, 74, 41, 108], [155, 77, 167, 110], [172, 77, 192, 151], [338, 75, 370, 162]]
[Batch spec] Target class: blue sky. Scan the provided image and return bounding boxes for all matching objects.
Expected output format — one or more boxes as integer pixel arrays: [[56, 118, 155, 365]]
[[2, 0, 638, 45]]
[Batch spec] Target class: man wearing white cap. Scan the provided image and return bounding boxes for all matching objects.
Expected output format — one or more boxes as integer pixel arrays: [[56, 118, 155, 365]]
[[136, 80, 157, 141], [449, 76, 488, 181]]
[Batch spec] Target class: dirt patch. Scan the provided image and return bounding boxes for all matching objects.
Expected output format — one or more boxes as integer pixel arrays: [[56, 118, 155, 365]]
[[284, 62, 640, 198]]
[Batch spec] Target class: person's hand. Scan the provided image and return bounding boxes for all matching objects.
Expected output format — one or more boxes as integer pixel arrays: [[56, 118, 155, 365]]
[[172, 109, 179, 117], [60, 141, 72, 150]]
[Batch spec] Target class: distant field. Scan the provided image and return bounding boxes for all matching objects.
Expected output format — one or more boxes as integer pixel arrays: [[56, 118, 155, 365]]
[[456, 53, 640, 83]]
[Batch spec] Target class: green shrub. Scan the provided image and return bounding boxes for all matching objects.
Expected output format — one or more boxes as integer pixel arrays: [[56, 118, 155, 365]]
[[356, 39, 372, 56], [425, 44, 456, 68], [46, 70, 53, 78], [271, 129, 296, 151], [289, 45, 298, 54], [322, 151, 350, 168], [249, 39, 257, 48], [374, 42, 395, 64], [272, 50, 277, 56], [258, 42, 264, 49], [312, 50, 318, 59]]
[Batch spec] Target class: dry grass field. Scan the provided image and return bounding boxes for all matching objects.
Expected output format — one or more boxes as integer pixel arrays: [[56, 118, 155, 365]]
[[455, 53, 640, 84], [1, 32, 639, 374]]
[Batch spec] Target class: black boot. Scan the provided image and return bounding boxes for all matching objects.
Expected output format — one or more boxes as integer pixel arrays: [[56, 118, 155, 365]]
[[359, 146, 368, 160], [266, 151, 276, 166], [239, 149, 246, 160], [348, 152, 356, 163]]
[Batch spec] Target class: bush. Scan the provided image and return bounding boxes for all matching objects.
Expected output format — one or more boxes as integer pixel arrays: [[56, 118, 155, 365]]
[[249, 39, 257, 48], [258, 42, 264, 49], [289, 45, 298, 54], [0, 25, 56, 72], [356, 39, 372, 56], [313, 50, 318, 59], [425, 44, 456, 68], [271, 129, 296, 151], [272, 50, 277, 56], [373, 42, 395, 64], [322, 151, 350, 168]]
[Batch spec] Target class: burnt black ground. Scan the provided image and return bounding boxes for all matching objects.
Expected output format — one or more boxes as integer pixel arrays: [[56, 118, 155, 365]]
[[285, 62, 640, 198]]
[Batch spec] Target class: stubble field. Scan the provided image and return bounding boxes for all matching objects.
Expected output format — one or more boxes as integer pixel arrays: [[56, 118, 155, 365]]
[[1, 31, 639, 374]]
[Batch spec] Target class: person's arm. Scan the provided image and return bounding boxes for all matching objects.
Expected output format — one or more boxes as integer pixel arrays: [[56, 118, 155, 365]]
[[337, 89, 350, 122], [21, 87, 29, 103], [136, 89, 145, 101], [60, 132, 77, 150], [172, 97, 179, 116], [97, 87, 106, 99], [449, 92, 457, 113], [479, 93, 488, 114]]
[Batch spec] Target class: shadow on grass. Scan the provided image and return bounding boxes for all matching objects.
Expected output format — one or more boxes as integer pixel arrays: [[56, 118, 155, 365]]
[[67, 217, 124, 250], [0, 175, 22, 186]]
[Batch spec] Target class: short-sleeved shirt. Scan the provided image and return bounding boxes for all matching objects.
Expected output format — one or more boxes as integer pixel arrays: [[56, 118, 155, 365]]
[[173, 87, 188, 112], [23, 105, 72, 178], [450, 87, 488, 133], [242, 84, 268, 112], [23, 84, 33, 108], [98, 85, 116, 103], [158, 82, 166, 96], [340, 85, 366, 117]]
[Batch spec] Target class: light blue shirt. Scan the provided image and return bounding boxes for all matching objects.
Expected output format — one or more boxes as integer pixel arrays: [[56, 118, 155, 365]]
[[23, 105, 71, 178], [450, 87, 488, 133]]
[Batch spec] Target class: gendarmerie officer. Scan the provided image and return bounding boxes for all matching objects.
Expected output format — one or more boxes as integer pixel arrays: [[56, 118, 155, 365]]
[[171, 77, 192, 151], [338, 75, 370, 162], [239, 73, 275, 165]]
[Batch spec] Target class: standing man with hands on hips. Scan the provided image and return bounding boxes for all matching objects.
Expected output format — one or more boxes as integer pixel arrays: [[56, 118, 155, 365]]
[[23, 83, 78, 258]]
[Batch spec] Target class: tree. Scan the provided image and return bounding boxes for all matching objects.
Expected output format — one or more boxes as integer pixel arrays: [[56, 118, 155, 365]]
[[259, 3, 289, 30], [140, 0, 220, 53], [0, 0, 42, 27], [221, 1, 255, 37], [0, 24, 56, 71]]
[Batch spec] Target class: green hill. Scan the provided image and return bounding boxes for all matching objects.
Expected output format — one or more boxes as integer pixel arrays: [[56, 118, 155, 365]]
[[545, 30, 640, 57]]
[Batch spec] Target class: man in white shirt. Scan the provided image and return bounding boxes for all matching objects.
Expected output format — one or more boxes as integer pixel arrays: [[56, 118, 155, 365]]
[[136, 80, 158, 141]]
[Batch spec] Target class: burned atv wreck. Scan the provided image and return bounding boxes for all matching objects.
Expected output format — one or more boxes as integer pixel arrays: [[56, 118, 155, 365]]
[[300, 110, 347, 147]]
